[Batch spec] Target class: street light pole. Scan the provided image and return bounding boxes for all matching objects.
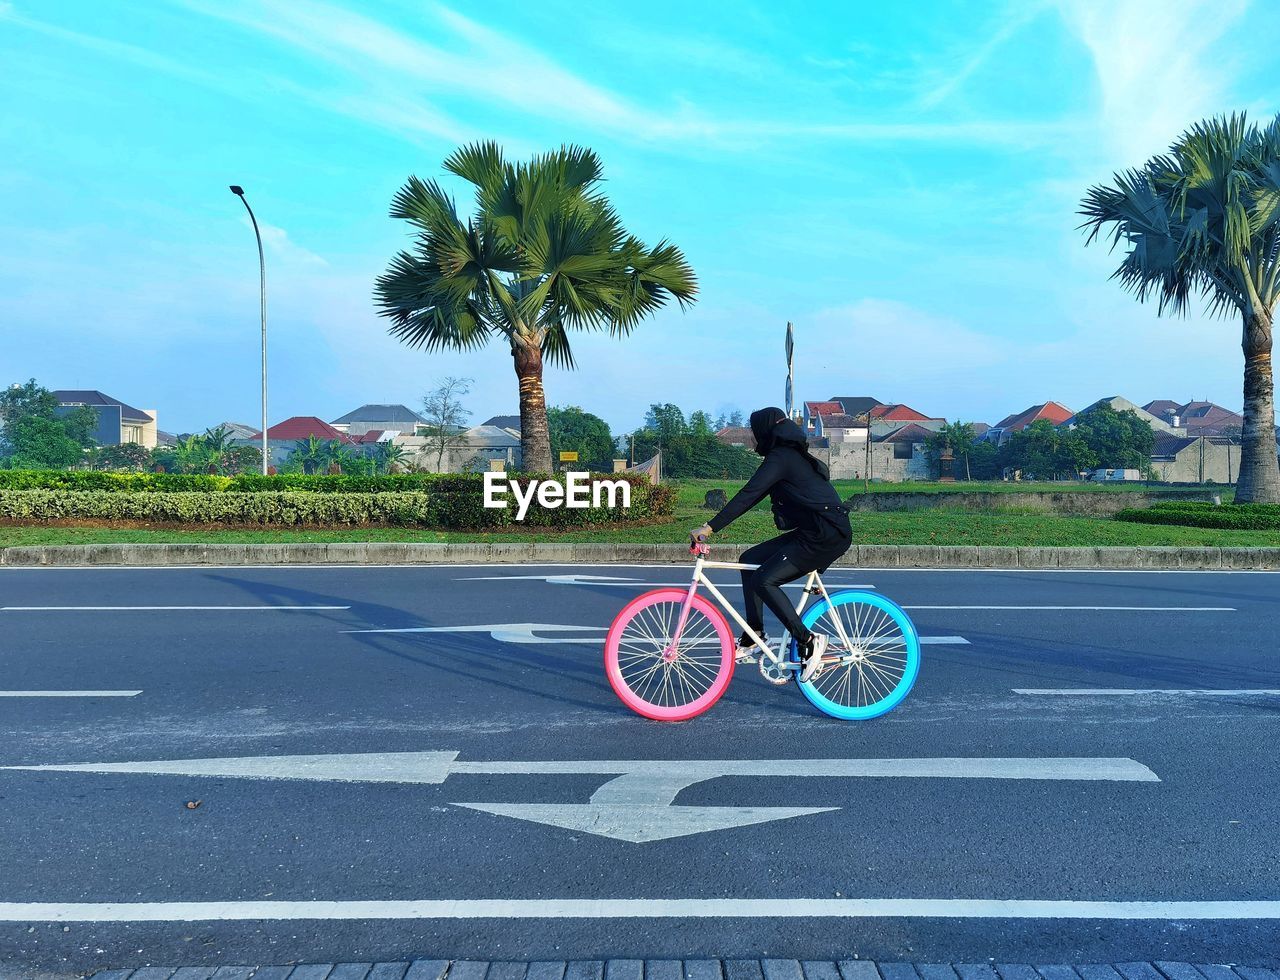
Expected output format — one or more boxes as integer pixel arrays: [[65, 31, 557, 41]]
[[229, 185, 269, 475]]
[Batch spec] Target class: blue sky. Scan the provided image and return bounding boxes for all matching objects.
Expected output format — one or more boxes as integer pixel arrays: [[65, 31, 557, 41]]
[[2, 0, 1277, 434]]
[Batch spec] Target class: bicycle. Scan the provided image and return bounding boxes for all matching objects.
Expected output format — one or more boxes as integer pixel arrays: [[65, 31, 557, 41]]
[[604, 536, 921, 721]]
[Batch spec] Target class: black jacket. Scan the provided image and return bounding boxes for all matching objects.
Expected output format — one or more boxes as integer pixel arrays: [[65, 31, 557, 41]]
[[708, 444, 849, 535]]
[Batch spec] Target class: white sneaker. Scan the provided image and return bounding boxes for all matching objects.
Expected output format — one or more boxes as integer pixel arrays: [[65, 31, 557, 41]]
[[735, 632, 769, 663], [799, 633, 828, 683]]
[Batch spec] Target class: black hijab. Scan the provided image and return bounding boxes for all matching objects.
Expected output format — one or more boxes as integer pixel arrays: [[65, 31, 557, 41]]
[[748, 407, 830, 479]]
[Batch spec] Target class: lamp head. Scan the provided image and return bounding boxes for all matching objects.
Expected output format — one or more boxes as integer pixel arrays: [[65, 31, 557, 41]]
[[229, 185, 245, 196]]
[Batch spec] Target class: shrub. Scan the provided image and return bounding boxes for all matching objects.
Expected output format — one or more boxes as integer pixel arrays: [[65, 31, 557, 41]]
[[0, 472, 675, 529], [1115, 501, 1280, 530]]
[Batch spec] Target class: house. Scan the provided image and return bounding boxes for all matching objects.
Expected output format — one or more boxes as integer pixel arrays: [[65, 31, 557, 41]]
[[812, 414, 869, 443], [52, 390, 158, 448], [816, 421, 934, 481], [984, 401, 1074, 445], [243, 416, 354, 468], [1149, 432, 1242, 484], [331, 404, 426, 437], [482, 414, 522, 436], [213, 421, 260, 442], [395, 424, 523, 473], [715, 426, 754, 448], [802, 397, 883, 435], [1066, 396, 1179, 434], [868, 403, 946, 439], [1143, 399, 1244, 437]]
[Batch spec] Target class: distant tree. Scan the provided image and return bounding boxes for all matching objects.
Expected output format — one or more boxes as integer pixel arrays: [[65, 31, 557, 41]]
[[924, 421, 977, 480], [375, 142, 696, 473], [688, 410, 715, 437], [1080, 112, 1280, 502], [1000, 419, 1097, 479], [0, 380, 96, 469], [644, 403, 689, 444], [1070, 404, 1155, 471], [547, 406, 615, 470], [727, 409, 744, 427], [91, 443, 152, 471], [629, 403, 755, 478], [420, 377, 473, 472], [967, 439, 1000, 480]]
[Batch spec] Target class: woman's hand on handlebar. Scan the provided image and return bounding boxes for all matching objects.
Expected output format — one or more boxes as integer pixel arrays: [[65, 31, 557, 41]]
[[689, 523, 713, 555]]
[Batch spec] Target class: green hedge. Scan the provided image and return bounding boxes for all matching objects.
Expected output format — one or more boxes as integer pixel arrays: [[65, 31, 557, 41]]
[[0, 477, 675, 529], [1115, 501, 1280, 530], [0, 470, 662, 496]]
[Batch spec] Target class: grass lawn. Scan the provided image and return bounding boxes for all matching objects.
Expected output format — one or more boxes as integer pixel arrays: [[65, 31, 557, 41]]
[[0, 476, 1273, 549]]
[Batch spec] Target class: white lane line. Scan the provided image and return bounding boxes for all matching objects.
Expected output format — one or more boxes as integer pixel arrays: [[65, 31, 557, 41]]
[[1016, 688, 1280, 696], [457, 574, 877, 589], [2, 563, 1277, 574], [904, 605, 1235, 611], [0, 605, 349, 611], [340, 622, 970, 645], [3, 898, 1280, 921], [0, 691, 141, 698]]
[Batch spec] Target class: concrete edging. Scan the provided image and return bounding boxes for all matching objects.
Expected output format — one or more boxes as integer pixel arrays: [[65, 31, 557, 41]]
[[1, 542, 1279, 569]]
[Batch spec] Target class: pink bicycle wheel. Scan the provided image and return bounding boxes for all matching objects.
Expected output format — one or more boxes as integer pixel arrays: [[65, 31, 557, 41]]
[[604, 588, 735, 721]]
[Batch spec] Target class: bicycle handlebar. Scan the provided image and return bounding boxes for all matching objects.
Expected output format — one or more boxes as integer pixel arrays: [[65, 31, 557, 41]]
[[689, 533, 710, 557]]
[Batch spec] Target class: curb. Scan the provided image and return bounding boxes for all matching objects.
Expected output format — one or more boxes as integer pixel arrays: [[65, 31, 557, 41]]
[[75, 958, 1280, 979], [1, 542, 1279, 569]]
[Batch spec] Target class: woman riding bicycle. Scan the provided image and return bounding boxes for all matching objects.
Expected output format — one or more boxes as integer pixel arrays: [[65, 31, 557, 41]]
[[691, 406, 853, 684]]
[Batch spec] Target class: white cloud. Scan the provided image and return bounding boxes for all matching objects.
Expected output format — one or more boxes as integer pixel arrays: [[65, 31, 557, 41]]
[[918, 1, 1049, 109], [241, 218, 329, 267], [1054, 0, 1251, 165]]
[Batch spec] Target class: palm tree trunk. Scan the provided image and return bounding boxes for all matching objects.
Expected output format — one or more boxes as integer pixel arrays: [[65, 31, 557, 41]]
[[1236, 310, 1280, 503], [513, 339, 552, 472]]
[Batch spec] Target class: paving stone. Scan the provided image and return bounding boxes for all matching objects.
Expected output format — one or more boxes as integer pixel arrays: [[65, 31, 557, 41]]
[[404, 962, 451, 980], [1155, 966, 1208, 980], [526, 964, 567, 980], [685, 963, 723, 980], [801, 964, 840, 980], [247, 970, 293, 980], [88, 972, 135, 980], [648, 963, 685, 980], [1034, 969, 1080, 980], [288, 968, 334, 980], [209, 970, 254, 980], [327, 967, 372, 980], [837, 963, 880, 980], [1235, 970, 1280, 980], [1116, 965, 1165, 980], [995, 968, 1039, 980], [1195, 967, 1240, 980], [604, 961, 642, 980], [564, 963, 604, 980], [878, 967, 920, 980], [448, 964, 490, 980], [131, 970, 178, 980], [956, 968, 998, 980], [762, 962, 804, 980], [916, 967, 958, 980], [726, 963, 765, 980], [366, 966, 411, 980], [1076, 967, 1123, 980], [487, 965, 529, 980], [171, 969, 217, 980]]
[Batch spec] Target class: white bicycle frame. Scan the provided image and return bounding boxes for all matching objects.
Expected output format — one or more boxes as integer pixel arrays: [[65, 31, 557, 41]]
[[666, 550, 857, 668]]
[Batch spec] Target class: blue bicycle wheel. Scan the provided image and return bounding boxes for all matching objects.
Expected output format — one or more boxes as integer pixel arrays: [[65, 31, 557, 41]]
[[789, 590, 921, 720]]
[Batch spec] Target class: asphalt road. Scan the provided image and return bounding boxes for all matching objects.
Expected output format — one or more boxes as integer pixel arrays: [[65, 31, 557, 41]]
[[1, 561, 1278, 973]]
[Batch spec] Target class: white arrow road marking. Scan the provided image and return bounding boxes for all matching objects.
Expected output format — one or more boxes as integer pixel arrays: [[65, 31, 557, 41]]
[[3, 898, 1280, 922], [342, 622, 969, 645], [1016, 688, 1280, 696], [0, 752, 1157, 843], [0, 690, 141, 698], [453, 803, 837, 843], [0, 751, 459, 784], [0, 605, 349, 612]]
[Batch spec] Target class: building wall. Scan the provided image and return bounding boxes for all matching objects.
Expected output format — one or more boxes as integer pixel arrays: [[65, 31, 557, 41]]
[[815, 441, 933, 482], [1150, 440, 1241, 484], [395, 435, 522, 473]]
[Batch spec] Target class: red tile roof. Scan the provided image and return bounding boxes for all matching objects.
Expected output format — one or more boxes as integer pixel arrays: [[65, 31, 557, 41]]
[[352, 429, 386, 444], [994, 401, 1074, 431], [870, 403, 934, 422], [250, 416, 354, 443], [804, 400, 844, 417]]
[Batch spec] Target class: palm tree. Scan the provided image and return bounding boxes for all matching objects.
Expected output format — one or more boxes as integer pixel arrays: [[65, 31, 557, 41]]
[[375, 142, 697, 472], [1080, 113, 1280, 503]]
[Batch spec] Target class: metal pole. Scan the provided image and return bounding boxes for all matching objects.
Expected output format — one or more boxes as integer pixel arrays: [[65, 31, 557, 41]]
[[230, 186, 268, 475]]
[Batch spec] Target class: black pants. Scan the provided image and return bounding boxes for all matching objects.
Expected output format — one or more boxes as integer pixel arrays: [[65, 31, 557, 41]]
[[738, 512, 852, 642]]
